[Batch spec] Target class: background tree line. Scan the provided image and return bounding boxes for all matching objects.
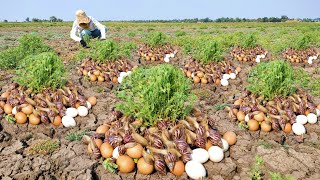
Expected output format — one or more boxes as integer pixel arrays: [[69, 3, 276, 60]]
[[2, 15, 320, 23]]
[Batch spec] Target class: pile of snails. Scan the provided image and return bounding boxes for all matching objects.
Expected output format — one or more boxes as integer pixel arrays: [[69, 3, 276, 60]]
[[182, 60, 241, 86], [282, 48, 319, 64], [231, 46, 268, 63], [77, 58, 135, 84], [225, 89, 320, 135], [83, 108, 237, 179], [0, 82, 97, 127], [138, 44, 178, 63]]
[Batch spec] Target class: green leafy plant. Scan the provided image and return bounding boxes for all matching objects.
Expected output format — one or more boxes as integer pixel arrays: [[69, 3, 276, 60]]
[[28, 139, 60, 155], [15, 52, 67, 92], [240, 33, 258, 48], [0, 34, 52, 70], [247, 60, 295, 100], [291, 34, 311, 49], [116, 64, 196, 126], [250, 155, 265, 180], [175, 30, 187, 37], [119, 42, 137, 58], [127, 31, 136, 37], [91, 40, 120, 62], [193, 40, 223, 64], [238, 122, 248, 130], [103, 158, 118, 173], [144, 32, 167, 48], [269, 172, 296, 180], [65, 130, 89, 141], [4, 114, 16, 124], [214, 103, 228, 111], [0, 48, 21, 69], [18, 33, 52, 55]]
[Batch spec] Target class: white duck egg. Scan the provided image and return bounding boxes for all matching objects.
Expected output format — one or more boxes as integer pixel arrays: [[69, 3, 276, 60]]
[[208, 146, 224, 162], [62, 116, 76, 127], [221, 138, 229, 152], [221, 79, 229, 86], [230, 73, 236, 79], [255, 57, 261, 63], [296, 115, 308, 125], [112, 147, 120, 159], [118, 76, 123, 84], [77, 106, 88, 117], [185, 160, 206, 180], [245, 114, 249, 122], [86, 101, 92, 109], [292, 123, 306, 135], [191, 148, 209, 163], [223, 74, 230, 80], [307, 113, 317, 124], [261, 54, 266, 59], [164, 57, 170, 63], [66, 107, 78, 118], [12, 106, 17, 115]]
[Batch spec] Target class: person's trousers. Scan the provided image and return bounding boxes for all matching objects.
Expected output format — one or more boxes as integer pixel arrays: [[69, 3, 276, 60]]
[[80, 26, 107, 39]]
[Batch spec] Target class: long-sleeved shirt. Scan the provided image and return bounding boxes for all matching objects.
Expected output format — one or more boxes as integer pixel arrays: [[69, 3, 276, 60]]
[[70, 16, 106, 42]]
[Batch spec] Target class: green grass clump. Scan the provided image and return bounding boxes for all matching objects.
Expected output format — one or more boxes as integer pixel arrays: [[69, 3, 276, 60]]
[[91, 40, 120, 62], [29, 139, 60, 155], [291, 34, 311, 49], [144, 32, 167, 48], [0, 34, 52, 70], [65, 130, 89, 141], [240, 33, 258, 48], [0, 48, 21, 69], [193, 40, 223, 64], [120, 42, 137, 58], [175, 30, 187, 37], [116, 64, 196, 126], [15, 52, 66, 92], [250, 155, 265, 180], [127, 31, 136, 37], [89, 40, 136, 63], [18, 33, 52, 54], [247, 60, 295, 100]]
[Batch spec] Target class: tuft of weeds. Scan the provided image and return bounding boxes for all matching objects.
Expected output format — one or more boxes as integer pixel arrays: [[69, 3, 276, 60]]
[[247, 60, 295, 100], [259, 141, 274, 149], [250, 155, 265, 180], [240, 33, 258, 49], [175, 30, 187, 37], [28, 139, 60, 155], [238, 122, 248, 130], [4, 114, 16, 124], [65, 130, 89, 141], [214, 103, 228, 111], [269, 172, 296, 180], [0, 34, 52, 70], [116, 64, 196, 126], [103, 158, 118, 173], [127, 31, 136, 37], [144, 32, 167, 48], [193, 40, 224, 64], [15, 52, 67, 93]]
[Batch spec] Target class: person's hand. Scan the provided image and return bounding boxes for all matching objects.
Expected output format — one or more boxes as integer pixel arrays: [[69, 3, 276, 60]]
[[80, 40, 89, 48]]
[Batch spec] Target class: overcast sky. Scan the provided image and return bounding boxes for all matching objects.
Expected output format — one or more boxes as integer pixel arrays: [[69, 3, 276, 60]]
[[1, 0, 319, 22]]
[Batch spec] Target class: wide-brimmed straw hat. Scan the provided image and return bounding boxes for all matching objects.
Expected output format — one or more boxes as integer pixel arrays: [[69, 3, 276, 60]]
[[76, 10, 90, 24]]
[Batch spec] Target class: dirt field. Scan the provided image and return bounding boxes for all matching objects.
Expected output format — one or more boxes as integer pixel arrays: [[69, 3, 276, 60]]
[[1, 22, 320, 180]]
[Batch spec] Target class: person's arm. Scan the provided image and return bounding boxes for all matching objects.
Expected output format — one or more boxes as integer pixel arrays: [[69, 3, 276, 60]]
[[90, 16, 107, 39], [70, 21, 81, 42]]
